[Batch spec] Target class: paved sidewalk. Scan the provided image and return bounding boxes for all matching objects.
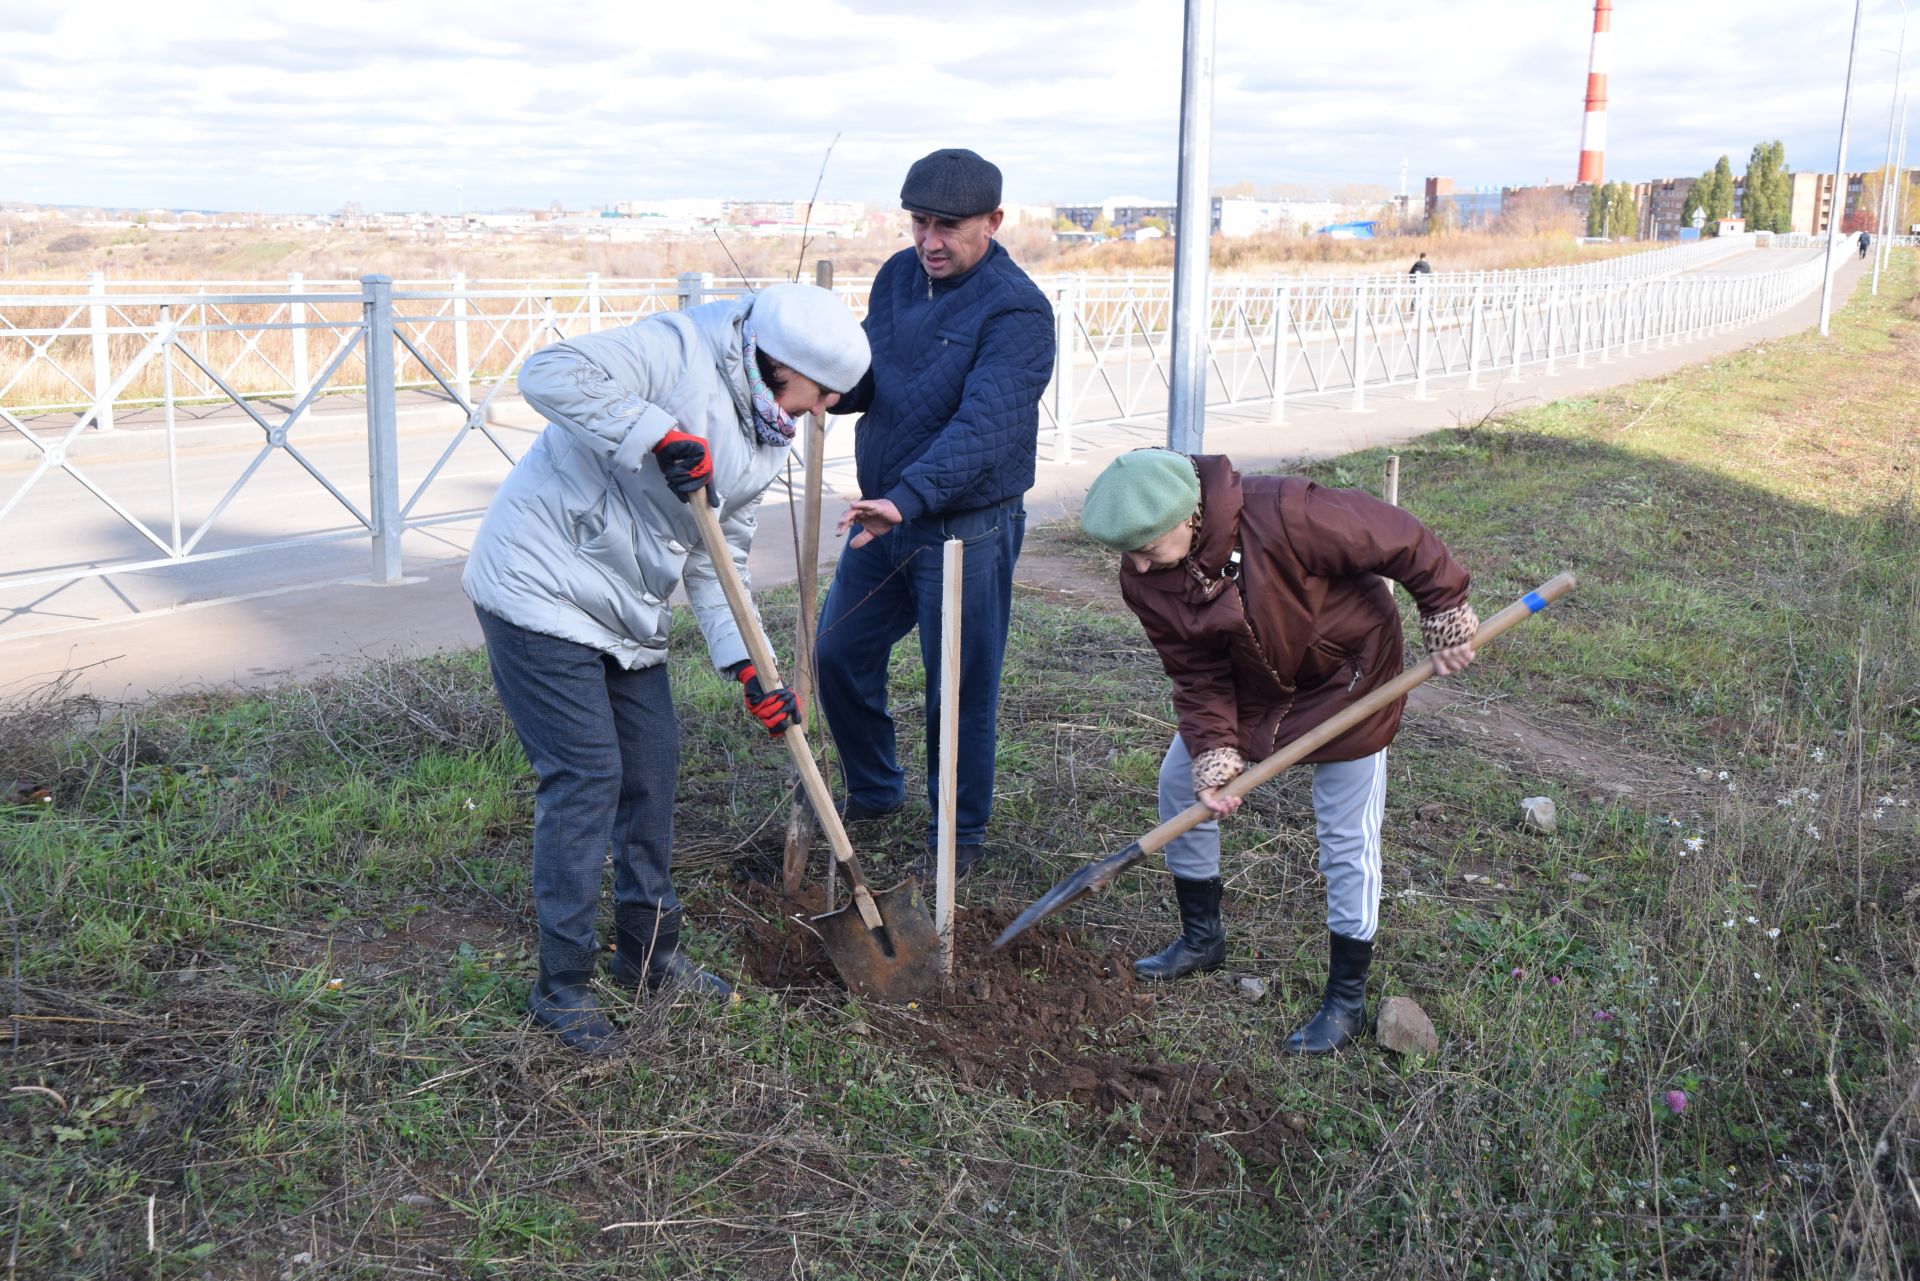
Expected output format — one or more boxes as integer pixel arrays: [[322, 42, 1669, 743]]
[[0, 258, 1869, 705]]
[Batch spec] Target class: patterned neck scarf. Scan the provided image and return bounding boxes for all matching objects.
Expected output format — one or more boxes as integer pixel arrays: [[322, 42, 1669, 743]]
[[740, 325, 797, 448]]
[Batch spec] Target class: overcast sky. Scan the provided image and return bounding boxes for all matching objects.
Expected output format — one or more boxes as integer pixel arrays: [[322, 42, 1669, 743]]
[[1, 0, 1910, 214]]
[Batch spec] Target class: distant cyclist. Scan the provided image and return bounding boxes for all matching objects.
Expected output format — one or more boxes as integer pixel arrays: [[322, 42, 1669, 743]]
[[1408, 252, 1433, 276], [1858, 230, 1872, 259]]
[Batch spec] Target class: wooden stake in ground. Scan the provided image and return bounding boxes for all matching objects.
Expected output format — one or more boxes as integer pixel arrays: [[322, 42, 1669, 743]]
[[1381, 454, 1400, 595], [782, 261, 833, 902], [935, 537, 963, 977]]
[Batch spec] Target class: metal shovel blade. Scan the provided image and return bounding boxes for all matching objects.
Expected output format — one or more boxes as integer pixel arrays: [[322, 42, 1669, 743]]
[[991, 841, 1148, 951], [812, 877, 943, 1001]]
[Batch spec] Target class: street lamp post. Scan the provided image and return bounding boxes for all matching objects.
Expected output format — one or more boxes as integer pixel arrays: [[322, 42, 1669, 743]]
[[1821, 0, 1866, 337], [1873, 4, 1908, 296], [1166, 0, 1217, 454], [1880, 88, 1912, 279]]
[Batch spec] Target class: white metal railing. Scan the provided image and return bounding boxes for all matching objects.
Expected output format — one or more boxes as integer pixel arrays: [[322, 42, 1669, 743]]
[[0, 237, 1861, 592], [0, 240, 1762, 420]]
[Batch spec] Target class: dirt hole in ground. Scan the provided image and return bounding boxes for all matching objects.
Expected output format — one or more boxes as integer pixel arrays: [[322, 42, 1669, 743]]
[[734, 884, 1298, 1191]]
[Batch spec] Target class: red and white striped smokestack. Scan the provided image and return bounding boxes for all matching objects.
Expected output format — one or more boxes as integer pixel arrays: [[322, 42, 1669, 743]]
[[1577, 0, 1611, 184]]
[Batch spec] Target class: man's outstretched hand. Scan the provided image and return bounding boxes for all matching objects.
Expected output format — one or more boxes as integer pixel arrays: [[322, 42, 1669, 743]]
[[837, 498, 903, 549]]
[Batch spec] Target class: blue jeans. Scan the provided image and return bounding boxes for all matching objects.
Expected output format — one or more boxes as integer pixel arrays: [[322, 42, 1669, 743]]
[[814, 500, 1025, 847], [475, 607, 679, 973]]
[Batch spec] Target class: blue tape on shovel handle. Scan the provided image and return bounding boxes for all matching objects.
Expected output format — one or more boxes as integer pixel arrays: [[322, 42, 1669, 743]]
[[1522, 591, 1548, 614]]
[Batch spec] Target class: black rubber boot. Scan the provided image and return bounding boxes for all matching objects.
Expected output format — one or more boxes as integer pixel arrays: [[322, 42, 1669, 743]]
[[1283, 932, 1374, 1055], [527, 943, 621, 1055], [1133, 876, 1226, 981], [609, 905, 734, 999]]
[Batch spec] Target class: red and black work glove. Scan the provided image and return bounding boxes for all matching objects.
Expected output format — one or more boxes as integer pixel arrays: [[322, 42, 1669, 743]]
[[727, 660, 801, 737], [651, 428, 717, 506]]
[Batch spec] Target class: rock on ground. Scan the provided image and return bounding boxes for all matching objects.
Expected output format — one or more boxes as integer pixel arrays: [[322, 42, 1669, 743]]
[[1520, 795, 1558, 834], [1376, 996, 1440, 1056]]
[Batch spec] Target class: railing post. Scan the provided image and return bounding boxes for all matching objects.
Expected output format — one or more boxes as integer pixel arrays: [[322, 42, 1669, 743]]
[[1412, 277, 1431, 398], [1508, 286, 1524, 381], [1268, 280, 1290, 424], [1051, 275, 1078, 463], [587, 271, 603, 333], [1575, 283, 1589, 368], [1349, 283, 1369, 411], [452, 271, 472, 406], [362, 274, 404, 584], [87, 271, 114, 431], [1465, 285, 1484, 390], [288, 271, 310, 400], [676, 270, 705, 311], [1597, 288, 1614, 363], [1544, 282, 1560, 376]]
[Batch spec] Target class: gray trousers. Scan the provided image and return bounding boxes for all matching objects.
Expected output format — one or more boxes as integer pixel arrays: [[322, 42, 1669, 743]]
[[476, 607, 680, 974], [1159, 734, 1387, 942]]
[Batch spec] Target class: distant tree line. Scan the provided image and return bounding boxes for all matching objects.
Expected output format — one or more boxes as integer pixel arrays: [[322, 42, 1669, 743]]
[[1679, 143, 1792, 236], [1585, 181, 1639, 239]]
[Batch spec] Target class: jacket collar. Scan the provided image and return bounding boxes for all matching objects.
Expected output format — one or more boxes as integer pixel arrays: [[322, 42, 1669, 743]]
[[1121, 453, 1243, 596], [687, 299, 756, 436]]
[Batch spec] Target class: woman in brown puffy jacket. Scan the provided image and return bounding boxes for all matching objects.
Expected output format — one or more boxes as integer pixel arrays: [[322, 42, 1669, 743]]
[[1080, 449, 1478, 1054]]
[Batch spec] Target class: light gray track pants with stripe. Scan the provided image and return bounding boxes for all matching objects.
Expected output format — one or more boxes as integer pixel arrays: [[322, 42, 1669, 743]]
[[1158, 734, 1386, 942]]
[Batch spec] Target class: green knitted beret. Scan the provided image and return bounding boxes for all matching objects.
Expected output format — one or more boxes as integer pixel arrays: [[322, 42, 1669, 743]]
[[1080, 449, 1201, 551]]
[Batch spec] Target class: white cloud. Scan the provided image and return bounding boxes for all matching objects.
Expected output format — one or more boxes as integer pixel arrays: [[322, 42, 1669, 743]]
[[0, 0, 1908, 213]]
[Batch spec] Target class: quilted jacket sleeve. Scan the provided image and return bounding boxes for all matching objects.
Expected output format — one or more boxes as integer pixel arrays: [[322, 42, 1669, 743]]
[[515, 321, 688, 477], [1280, 482, 1471, 618], [1122, 575, 1242, 758], [680, 492, 763, 673], [881, 300, 1055, 522]]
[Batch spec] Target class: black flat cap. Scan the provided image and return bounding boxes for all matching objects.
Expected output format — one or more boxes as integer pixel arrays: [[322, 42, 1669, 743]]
[[900, 148, 1003, 220]]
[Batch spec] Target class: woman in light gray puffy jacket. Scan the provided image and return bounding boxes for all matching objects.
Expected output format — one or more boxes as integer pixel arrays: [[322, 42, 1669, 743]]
[[463, 283, 869, 1054]]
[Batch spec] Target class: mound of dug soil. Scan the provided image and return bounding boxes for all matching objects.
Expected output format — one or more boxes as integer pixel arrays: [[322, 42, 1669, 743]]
[[734, 886, 1297, 1188]]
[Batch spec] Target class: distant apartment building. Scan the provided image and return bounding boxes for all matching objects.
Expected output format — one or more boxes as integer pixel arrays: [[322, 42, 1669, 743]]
[[1639, 177, 1694, 240], [1213, 197, 1343, 236], [1423, 177, 1504, 229], [1054, 197, 1178, 232]]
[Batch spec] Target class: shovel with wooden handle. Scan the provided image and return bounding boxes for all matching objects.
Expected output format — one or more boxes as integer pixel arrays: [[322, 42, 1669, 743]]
[[689, 498, 942, 1001], [992, 572, 1577, 950]]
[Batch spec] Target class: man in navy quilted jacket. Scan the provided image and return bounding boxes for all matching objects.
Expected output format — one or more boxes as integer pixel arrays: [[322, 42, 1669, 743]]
[[816, 147, 1056, 878]]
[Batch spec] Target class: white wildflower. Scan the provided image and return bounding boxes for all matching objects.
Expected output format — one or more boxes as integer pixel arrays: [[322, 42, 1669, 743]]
[[1767, 928, 1780, 939], [1806, 824, 1821, 840], [1808, 791, 1820, 802], [1723, 919, 1737, 929], [1811, 746, 1826, 763], [1745, 915, 1758, 925], [1879, 795, 1897, 806], [1683, 836, 1706, 852], [1775, 795, 1792, 808], [465, 797, 477, 811], [1717, 770, 1729, 781]]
